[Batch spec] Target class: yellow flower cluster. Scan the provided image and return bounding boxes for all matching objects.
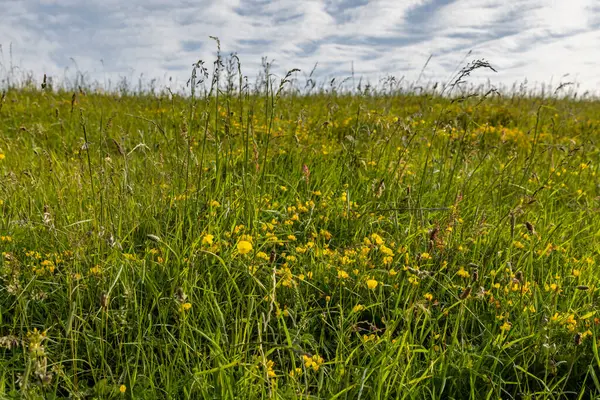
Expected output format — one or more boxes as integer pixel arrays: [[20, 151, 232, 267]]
[[303, 354, 324, 372]]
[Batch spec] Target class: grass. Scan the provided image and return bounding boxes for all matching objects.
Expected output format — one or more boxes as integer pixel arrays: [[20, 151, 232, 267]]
[[1, 58, 600, 399]]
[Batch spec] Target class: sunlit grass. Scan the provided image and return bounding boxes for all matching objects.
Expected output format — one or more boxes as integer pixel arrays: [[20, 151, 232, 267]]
[[1, 59, 600, 399]]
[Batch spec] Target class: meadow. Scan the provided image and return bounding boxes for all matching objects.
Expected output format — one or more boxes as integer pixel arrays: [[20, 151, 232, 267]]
[[1, 59, 600, 399]]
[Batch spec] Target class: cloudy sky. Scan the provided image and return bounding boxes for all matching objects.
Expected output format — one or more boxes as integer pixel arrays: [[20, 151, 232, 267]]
[[1, 0, 599, 94]]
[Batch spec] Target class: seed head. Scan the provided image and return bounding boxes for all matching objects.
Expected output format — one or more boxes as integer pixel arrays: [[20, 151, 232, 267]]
[[525, 221, 535, 234], [459, 286, 471, 300], [100, 293, 109, 309]]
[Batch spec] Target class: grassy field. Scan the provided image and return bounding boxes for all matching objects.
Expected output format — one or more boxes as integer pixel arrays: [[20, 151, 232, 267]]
[[1, 64, 600, 399]]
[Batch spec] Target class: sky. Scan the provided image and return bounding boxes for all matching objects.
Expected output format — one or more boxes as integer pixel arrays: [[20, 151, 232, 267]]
[[1, 0, 599, 94]]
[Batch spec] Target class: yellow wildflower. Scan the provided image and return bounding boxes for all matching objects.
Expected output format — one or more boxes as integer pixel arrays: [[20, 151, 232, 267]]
[[237, 240, 253, 255], [337, 270, 349, 279], [500, 322, 512, 332], [457, 267, 470, 279], [353, 304, 365, 313], [202, 234, 214, 246], [366, 279, 378, 290]]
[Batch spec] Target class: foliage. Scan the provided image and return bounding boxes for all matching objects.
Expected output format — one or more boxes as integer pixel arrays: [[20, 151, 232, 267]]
[[1, 67, 600, 399]]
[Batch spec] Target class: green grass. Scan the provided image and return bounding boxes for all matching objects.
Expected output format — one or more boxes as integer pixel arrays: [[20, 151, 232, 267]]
[[1, 67, 600, 399]]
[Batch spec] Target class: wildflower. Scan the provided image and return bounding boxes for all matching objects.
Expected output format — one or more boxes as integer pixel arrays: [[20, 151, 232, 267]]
[[237, 240, 253, 255], [181, 302, 192, 312], [513, 241, 525, 249], [337, 270, 349, 279], [525, 305, 535, 313], [457, 267, 470, 279], [202, 234, 214, 246], [545, 282, 560, 293], [279, 267, 295, 287], [119, 385, 127, 394], [353, 304, 365, 313], [565, 314, 577, 327], [210, 200, 221, 207], [380, 244, 394, 257], [362, 334, 379, 343], [240, 234, 254, 242], [366, 279, 378, 290], [370, 233, 384, 245], [26, 328, 47, 357], [89, 265, 102, 275], [582, 330, 593, 339], [0, 153, 5, 160], [41, 260, 55, 273], [500, 321, 512, 332], [303, 354, 324, 372], [265, 360, 277, 378], [295, 246, 307, 254], [123, 253, 137, 261], [424, 293, 433, 301], [320, 229, 332, 240]]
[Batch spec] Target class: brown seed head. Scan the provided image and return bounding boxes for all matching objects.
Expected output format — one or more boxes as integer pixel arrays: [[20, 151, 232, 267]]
[[459, 286, 471, 300], [515, 271, 523, 283], [525, 221, 535, 234], [100, 293, 109, 309]]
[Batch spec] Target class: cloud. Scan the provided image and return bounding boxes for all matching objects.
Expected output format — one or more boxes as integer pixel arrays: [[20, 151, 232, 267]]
[[0, 0, 598, 93]]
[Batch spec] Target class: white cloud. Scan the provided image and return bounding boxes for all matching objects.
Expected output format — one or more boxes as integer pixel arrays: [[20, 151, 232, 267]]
[[0, 0, 598, 94]]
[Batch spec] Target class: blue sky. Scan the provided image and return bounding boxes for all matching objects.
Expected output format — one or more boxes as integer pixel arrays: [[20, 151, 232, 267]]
[[1, 0, 599, 93]]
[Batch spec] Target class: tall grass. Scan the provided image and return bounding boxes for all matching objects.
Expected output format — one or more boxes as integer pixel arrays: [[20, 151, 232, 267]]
[[1, 54, 600, 399]]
